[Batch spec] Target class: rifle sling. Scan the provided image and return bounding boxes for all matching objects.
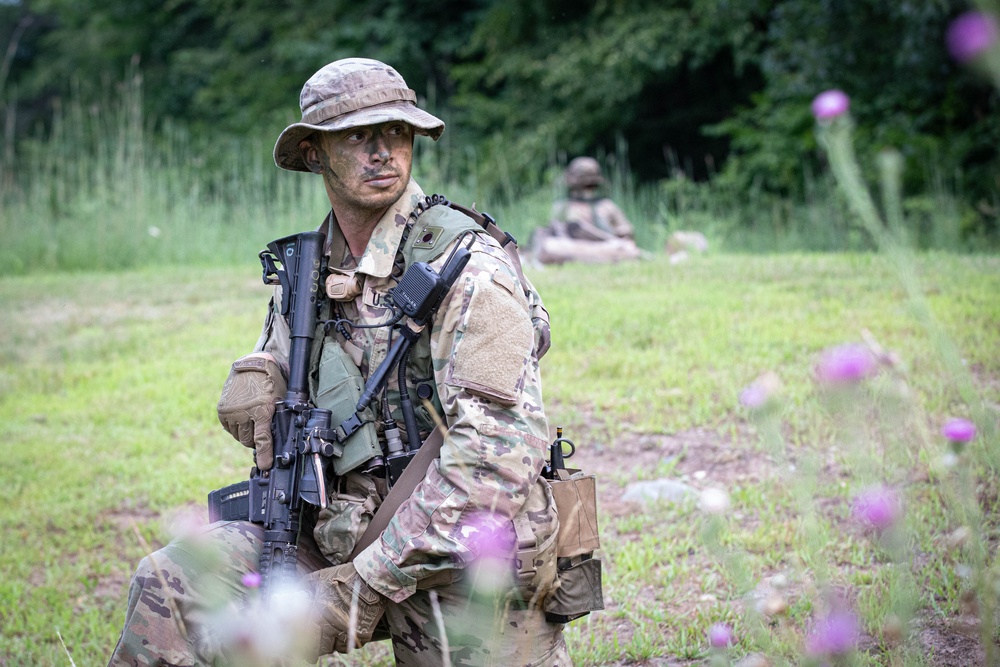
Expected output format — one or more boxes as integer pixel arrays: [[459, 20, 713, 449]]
[[447, 201, 531, 298], [348, 426, 445, 561]]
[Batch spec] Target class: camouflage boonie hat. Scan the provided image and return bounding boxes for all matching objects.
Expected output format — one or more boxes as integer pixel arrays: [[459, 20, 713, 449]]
[[274, 58, 445, 172], [565, 156, 604, 189]]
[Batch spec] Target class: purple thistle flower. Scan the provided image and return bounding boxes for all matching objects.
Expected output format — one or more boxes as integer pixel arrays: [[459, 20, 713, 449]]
[[811, 90, 850, 121], [739, 384, 768, 409], [241, 571, 262, 589], [708, 622, 735, 648], [814, 343, 877, 385], [459, 512, 517, 561], [851, 486, 902, 533], [806, 610, 860, 657], [947, 11, 999, 63], [941, 418, 976, 443]]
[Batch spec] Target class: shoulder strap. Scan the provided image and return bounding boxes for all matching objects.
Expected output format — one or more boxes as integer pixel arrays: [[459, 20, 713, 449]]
[[348, 425, 445, 561], [394, 195, 532, 300], [446, 201, 532, 299]]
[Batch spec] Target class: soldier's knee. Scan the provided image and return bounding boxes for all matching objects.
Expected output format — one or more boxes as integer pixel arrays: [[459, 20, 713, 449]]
[[134, 545, 184, 581]]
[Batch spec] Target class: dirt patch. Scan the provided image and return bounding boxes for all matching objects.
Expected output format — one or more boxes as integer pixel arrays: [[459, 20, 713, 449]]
[[918, 613, 986, 667], [561, 418, 774, 519]]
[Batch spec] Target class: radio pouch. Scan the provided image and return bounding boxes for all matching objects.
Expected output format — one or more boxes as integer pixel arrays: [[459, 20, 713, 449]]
[[550, 470, 600, 557], [543, 466, 604, 623]]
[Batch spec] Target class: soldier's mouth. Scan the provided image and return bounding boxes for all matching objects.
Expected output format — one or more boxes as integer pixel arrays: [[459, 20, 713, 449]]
[[364, 172, 399, 187]]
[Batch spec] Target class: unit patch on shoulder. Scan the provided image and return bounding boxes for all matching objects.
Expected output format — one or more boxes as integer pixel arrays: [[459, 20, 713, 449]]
[[412, 225, 444, 249]]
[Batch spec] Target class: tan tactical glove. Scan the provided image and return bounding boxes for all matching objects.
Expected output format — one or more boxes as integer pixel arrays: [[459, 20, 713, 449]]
[[533, 316, 551, 360], [216, 352, 286, 470], [304, 563, 385, 658]]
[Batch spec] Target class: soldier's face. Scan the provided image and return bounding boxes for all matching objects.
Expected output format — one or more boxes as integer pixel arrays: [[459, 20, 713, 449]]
[[309, 121, 414, 214]]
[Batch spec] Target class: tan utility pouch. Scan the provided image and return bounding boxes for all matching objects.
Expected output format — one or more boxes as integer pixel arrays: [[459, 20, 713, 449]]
[[544, 469, 604, 623], [550, 470, 600, 557]]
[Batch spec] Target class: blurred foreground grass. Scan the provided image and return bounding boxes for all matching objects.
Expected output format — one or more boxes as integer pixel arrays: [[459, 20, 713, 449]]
[[0, 252, 997, 666]]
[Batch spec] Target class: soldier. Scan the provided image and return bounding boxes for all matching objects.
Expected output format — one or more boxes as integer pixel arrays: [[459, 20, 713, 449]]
[[532, 157, 642, 265], [108, 57, 568, 666]]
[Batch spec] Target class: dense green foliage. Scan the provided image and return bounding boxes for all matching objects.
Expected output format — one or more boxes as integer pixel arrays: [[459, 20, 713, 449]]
[[2, 0, 998, 230]]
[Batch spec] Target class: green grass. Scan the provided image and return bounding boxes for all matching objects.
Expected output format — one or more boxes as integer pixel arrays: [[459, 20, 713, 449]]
[[0, 252, 997, 666], [536, 252, 1000, 433]]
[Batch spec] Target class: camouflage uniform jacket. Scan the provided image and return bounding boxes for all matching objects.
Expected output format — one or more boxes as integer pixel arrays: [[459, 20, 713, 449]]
[[552, 196, 634, 240], [254, 179, 554, 604]]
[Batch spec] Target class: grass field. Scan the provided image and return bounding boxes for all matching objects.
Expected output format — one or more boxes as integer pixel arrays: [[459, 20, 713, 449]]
[[0, 251, 998, 666]]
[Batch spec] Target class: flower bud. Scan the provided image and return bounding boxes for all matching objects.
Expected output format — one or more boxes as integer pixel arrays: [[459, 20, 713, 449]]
[[708, 622, 735, 648], [941, 417, 976, 444], [242, 571, 262, 589], [699, 488, 731, 515], [739, 371, 782, 409], [761, 594, 788, 617], [814, 343, 877, 385], [881, 614, 905, 645], [946, 526, 972, 550], [811, 89, 850, 121], [851, 486, 902, 533], [805, 610, 860, 657], [947, 11, 1000, 63]]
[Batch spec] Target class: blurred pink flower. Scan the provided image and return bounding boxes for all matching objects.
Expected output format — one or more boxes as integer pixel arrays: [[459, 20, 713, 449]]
[[851, 486, 902, 533], [708, 622, 735, 648], [947, 11, 999, 63], [814, 343, 877, 385], [941, 417, 976, 443], [806, 610, 860, 656], [458, 512, 516, 561], [242, 571, 262, 589], [811, 90, 850, 121], [739, 371, 782, 409], [739, 384, 767, 409]]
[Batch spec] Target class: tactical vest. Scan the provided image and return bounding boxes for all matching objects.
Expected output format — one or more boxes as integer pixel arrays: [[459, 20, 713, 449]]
[[308, 196, 526, 477], [558, 196, 613, 234]]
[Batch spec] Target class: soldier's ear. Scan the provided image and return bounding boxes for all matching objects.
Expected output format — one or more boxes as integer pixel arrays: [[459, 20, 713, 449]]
[[299, 139, 323, 174]]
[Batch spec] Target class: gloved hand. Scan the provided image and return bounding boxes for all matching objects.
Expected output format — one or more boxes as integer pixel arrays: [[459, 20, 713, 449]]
[[216, 352, 286, 470], [533, 316, 551, 360], [304, 563, 385, 658]]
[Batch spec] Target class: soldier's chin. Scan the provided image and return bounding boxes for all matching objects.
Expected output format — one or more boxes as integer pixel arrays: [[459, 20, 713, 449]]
[[360, 180, 406, 208]]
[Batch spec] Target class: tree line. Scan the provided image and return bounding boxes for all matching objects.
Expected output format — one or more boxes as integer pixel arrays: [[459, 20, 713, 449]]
[[2, 0, 997, 232]]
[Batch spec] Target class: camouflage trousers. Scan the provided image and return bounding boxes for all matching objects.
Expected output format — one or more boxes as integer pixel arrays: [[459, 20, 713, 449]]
[[108, 519, 571, 667]]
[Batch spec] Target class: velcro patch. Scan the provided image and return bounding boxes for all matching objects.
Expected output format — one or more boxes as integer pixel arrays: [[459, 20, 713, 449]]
[[412, 225, 445, 249], [490, 269, 517, 297], [448, 276, 533, 406]]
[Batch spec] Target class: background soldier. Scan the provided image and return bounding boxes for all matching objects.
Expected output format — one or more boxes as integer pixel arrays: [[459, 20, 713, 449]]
[[531, 157, 642, 265], [108, 57, 568, 666]]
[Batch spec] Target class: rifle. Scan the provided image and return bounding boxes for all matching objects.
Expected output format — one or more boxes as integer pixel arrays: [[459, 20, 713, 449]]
[[209, 231, 340, 593], [208, 229, 474, 594], [257, 231, 343, 592]]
